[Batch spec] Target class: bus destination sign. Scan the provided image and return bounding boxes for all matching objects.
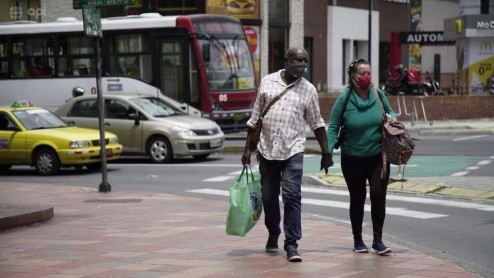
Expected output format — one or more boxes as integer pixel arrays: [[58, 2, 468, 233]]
[[74, 0, 135, 9]]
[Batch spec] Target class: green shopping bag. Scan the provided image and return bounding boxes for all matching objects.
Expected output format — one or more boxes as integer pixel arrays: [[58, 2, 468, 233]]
[[226, 166, 263, 237]]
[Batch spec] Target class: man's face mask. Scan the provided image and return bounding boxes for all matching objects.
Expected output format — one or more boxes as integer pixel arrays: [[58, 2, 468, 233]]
[[285, 62, 307, 79]]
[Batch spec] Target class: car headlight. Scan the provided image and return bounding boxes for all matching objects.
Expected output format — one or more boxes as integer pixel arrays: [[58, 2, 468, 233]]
[[70, 141, 90, 148], [170, 126, 197, 137], [109, 137, 119, 144]]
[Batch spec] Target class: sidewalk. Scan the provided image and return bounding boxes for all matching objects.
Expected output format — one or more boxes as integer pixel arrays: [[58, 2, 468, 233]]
[[0, 182, 479, 277]]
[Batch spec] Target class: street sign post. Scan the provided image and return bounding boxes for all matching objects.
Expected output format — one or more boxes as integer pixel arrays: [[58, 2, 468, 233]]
[[82, 6, 102, 38], [75, 0, 135, 192], [73, 0, 135, 9]]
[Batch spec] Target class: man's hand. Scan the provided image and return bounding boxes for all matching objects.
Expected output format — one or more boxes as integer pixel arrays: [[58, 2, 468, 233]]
[[241, 150, 252, 166], [320, 155, 334, 174]]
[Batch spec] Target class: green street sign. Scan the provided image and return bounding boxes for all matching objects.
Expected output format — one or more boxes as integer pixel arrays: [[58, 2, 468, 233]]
[[74, 0, 135, 9], [83, 6, 102, 38]]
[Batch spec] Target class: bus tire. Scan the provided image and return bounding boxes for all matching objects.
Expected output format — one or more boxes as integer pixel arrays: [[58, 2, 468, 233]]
[[33, 147, 60, 176], [147, 135, 173, 163]]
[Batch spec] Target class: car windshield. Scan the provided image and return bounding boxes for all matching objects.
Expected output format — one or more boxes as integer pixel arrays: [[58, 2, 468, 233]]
[[13, 109, 68, 130], [130, 97, 185, 117]]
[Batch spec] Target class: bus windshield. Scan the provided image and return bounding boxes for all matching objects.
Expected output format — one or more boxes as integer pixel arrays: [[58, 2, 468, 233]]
[[201, 36, 255, 91]]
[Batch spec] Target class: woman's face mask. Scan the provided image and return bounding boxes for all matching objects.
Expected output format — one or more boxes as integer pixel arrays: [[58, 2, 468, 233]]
[[353, 74, 372, 90], [285, 62, 307, 79]]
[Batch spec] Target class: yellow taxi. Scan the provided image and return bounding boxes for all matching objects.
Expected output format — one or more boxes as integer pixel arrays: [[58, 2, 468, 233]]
[[0, 101, 123, 175]]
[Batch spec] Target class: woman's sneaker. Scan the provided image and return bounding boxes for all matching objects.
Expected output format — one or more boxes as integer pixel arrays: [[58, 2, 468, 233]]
[[353, 240, 369, 253], [372, 241, 392, 255]]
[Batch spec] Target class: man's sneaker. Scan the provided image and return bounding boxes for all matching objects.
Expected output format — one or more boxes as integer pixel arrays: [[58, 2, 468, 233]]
[[353, 240, 369, 253], [372, 241, 392, 255], [285, 245, 302, 262], [265, 234, 279, 252]]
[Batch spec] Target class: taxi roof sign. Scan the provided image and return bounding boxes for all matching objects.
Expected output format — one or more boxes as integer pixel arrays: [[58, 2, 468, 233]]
[[11, 100, 33, 108]]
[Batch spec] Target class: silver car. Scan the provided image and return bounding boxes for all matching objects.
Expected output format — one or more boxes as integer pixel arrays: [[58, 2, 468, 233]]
[[56, 94, 225, 163]]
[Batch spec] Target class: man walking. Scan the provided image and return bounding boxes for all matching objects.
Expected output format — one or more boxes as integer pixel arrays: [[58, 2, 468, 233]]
[[241, 47, 333, 262]]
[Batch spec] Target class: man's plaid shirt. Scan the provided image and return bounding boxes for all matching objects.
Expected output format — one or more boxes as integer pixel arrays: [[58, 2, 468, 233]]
[[247, 70, 325, 160]]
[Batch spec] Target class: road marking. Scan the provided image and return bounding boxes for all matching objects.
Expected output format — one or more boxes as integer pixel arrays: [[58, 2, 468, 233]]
[[112, 164, 243, 167], [203, 176, 233, 182], [451, 171, 468, 176], [187, 188, 447, 219], [452, 135, 488, 142], [302, 187, 494, 212], [477, 160, 491, 165]]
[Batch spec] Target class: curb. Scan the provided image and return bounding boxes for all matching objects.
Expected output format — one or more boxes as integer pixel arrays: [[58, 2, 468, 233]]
[[304, 173, 494, 201], [0, 205, 54, 231]]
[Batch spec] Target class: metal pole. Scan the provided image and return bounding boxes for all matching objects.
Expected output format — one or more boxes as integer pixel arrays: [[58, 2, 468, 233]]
[[368, 0, 372, 64], [95, 37, 111, 193]]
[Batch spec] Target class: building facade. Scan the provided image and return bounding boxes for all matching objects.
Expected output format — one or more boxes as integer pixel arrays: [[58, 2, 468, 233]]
[[2, 0, 492, 94]]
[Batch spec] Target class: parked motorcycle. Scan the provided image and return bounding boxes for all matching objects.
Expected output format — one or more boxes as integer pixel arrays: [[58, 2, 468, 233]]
[[382, 65, 439, 96], [382, 70, 425, 96], [422, 71, 440, 96]]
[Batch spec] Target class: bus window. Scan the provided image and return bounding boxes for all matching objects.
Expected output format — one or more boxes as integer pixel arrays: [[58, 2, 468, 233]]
[[12, 37, 54, 78], [58, 37, 94, 76], [189, 46, 200, 106], [106, 34, 152, 82], [0, 40, 6, 78], [160, 41, 184, 102]]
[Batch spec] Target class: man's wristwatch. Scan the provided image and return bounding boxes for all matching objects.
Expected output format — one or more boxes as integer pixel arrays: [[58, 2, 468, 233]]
[[321, 153, 332, 157]]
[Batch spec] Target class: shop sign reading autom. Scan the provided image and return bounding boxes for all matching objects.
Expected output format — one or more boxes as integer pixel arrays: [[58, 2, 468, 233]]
[[399, 31, 455, 45]]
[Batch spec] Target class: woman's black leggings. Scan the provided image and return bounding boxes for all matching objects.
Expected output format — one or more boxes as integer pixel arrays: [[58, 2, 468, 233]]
[[341, 153, 390, 242]]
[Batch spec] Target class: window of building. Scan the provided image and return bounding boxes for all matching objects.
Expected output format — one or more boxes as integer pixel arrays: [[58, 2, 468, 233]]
[[268, 0, 289, 73]]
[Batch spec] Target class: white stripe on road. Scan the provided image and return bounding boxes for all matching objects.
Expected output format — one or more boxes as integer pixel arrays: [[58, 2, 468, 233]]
[[203, 176, 234, 182], [112, 164, 243, 167], [187, 188, 447, 219], [451, 171, 469, 176], [302, 187, 494, 212], [302, 198, 446, 219], [452, 135, 488, 142]]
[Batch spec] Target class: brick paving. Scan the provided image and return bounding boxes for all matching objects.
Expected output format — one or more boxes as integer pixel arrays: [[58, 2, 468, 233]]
[[0, 182, 479, 277]]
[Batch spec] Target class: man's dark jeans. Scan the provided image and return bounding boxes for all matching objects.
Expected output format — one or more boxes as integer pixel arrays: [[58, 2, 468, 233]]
[[258, 152, 304, 248]]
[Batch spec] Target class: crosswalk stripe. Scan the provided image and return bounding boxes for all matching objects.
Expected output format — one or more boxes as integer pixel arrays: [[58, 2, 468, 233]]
[[187, 188, 447, 219], [203, 176, 234, 182], [303, 187, 494, 212]]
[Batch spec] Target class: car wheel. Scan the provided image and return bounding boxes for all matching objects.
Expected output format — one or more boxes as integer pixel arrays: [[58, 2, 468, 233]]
[[193, 154, 210, 160], [34, 148, 60, 176], [0, 165, 11, 172], [147, 136, 173, 163]]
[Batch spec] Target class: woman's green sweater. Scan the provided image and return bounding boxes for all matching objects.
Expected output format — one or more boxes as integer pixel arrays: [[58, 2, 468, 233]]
[[326, 87, 396, 157]]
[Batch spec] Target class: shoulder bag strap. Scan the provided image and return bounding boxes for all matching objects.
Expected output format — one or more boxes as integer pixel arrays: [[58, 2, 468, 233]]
[[260, 85, 293, 119], [339, 89, 353, 125], [374, 88, 387, 178]]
